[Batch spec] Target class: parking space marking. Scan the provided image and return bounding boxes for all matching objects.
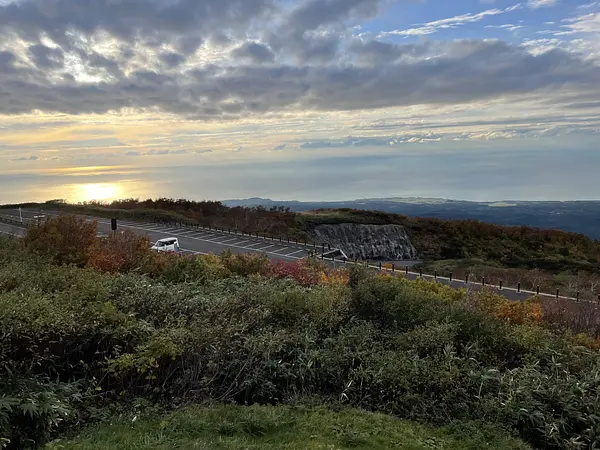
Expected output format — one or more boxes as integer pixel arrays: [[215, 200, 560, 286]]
[[177, 229, 199, 235], [181, 248, 207, 255], [271, 247, 292, 254], [255, 244, 276, 251], [216, 237, 242, 244], [29, 212, 306, 261], [284, 249, 306, 257], [242, 242, 266, 249]]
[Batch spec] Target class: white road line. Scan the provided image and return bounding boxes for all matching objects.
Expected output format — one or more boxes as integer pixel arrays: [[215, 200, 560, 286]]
[[124, 224, 167, 231], [242, 242, 266, 249], [175, 229, 198, 235], [270, 247, 292, 254], [216, 237, 242, 244], [151, 230, 304, 260], [182, 233, 216, 239], [203, 236, 237, 243], [284, 249, 306, 257], [255, 244, 276, 251], [181, 248, 208, 255], [153, 227, 186, 233]]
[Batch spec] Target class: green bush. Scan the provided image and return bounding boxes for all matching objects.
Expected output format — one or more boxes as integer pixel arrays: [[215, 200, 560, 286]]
[[0, 375, 91, 450], [3, 238, 600, 449]]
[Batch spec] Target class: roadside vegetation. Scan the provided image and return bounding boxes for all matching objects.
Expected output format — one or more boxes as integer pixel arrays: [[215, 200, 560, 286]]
[[11, 197, 600, 300], [7, 198, 600, 272], [2, 215, 600, 449]]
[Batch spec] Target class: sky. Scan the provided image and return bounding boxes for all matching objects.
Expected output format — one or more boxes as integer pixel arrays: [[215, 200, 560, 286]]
[[1, 0, 600, 204]]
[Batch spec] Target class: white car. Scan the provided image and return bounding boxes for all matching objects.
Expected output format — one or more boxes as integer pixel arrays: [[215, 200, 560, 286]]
[[151, 237, 180, 253]]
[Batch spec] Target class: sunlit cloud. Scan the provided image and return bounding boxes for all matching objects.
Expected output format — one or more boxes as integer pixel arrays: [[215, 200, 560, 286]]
[[1, 0, 600, 203]]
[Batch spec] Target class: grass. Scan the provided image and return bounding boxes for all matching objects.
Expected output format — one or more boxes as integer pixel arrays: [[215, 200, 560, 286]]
[[47, 405, 530, 450]]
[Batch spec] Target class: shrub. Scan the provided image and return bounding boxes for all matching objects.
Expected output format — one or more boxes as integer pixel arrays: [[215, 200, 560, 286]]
[[270, 259, 321, 287], [0, 375, 91, 450], [156, 253, 230, 284], [220, 250, 271, 277], [4, 243, 600, 449], [87, 230, 152, 273], [23, 216, 97, 266]]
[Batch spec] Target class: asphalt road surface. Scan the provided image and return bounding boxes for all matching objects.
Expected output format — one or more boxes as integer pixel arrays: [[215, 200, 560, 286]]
[[0, 221, 25, 237], [1, 208, 313, 262], [0, 207, 573, 302]]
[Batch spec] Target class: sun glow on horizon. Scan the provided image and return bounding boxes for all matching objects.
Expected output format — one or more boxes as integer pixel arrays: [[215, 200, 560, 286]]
[[72, 183, 122, 203]]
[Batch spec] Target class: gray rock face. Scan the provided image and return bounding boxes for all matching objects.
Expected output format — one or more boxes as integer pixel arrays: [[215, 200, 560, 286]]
[[310, 223, 418, 261]]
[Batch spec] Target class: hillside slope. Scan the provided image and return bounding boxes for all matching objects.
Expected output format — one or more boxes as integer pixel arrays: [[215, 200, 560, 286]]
[[223, 197, 600, 240]]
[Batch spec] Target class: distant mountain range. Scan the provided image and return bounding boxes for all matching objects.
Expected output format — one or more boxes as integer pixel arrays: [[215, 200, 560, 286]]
[[222, 197, 600, 240]]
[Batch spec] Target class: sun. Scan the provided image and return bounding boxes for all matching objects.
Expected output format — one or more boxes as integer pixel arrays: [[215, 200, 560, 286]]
[[76, 183, 122, 202]]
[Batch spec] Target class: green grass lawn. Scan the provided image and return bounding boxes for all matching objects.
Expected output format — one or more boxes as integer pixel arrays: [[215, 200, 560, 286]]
[[47, 405, 530, 450]]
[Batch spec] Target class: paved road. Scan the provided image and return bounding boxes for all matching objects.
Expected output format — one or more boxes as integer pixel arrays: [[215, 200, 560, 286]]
[[0, 221, 25, 237], [0, 208, 568, 302], [1, 208, 314, 262]]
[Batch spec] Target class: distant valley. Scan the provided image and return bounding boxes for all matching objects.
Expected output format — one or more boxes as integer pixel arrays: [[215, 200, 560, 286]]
[[223, 197, 600, 241]]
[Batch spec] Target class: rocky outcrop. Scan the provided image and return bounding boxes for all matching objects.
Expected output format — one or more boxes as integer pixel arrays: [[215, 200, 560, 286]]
[[310, 223, 418, 261]]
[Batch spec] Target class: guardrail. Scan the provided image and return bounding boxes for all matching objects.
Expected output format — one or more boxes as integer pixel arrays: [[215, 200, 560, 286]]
[[0, 213, 33, 227], [316, 255, 587, 302], [7, 209, 586, 302]]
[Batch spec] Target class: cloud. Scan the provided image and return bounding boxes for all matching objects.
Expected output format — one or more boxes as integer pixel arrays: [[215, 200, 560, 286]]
[[159, 52, 186, 68], [0, 0, 598, 122], [378, 4, 521, 37], [0, 0, 274, 48], [0, 39, 599, 118], [556, 12, 600, 36], [0, 51, 16, 73], [528, 0, 558, 8], [28, 44, 64, 69], [231, 42, 275, 63], [10, 155, 39, 161], [284, 0, 384, 33], [124, 148, 214, 157], [485, 24, 525, 31], [578, 2, 600, 9]]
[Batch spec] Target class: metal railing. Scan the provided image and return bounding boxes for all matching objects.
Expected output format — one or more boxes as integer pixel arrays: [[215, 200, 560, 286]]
[[0, 213, 34, 227], [1, 210, 584, 302], [317, 255, 583, 302]]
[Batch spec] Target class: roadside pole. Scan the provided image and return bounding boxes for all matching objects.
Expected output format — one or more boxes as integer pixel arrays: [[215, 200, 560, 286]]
[[19, 207, 22, 223]]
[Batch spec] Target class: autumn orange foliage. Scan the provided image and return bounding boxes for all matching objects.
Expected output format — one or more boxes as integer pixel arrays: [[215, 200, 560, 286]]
[[87, 230, 152, 273], [469, 289, 544, 325], [269, 259, 349, 287]]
